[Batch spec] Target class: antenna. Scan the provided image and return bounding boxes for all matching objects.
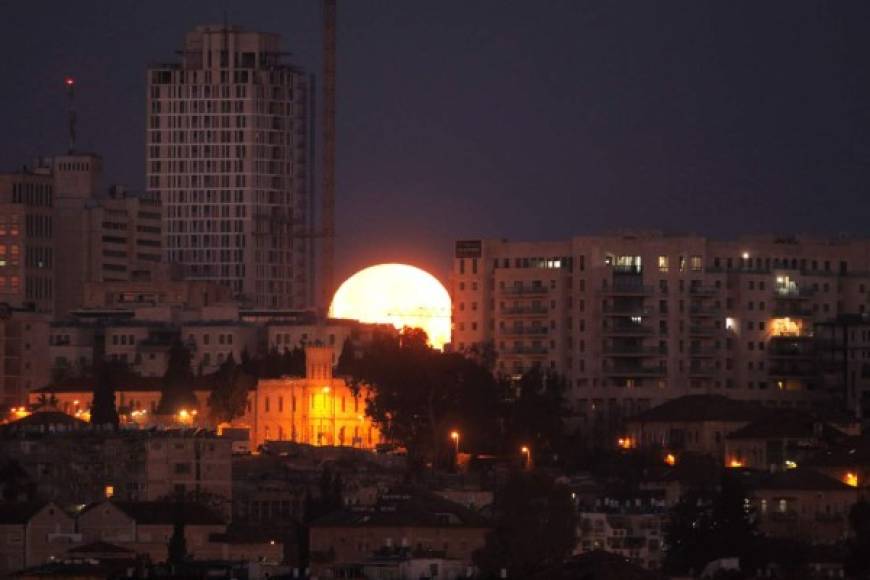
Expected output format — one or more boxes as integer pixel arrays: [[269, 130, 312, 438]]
[[320, 0, 336, 316], [65, 77, 76, 153]]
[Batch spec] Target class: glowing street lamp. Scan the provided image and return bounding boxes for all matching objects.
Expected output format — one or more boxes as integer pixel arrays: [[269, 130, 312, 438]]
[[450, 430, 460, 467], [520, 445, 532, 470]]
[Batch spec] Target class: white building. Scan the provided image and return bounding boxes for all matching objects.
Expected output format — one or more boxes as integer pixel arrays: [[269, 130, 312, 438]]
[[147, 25, 314, 309]]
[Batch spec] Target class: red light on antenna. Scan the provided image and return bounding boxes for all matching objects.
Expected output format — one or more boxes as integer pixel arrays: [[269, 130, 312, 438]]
[[64, 77, 75, 87]]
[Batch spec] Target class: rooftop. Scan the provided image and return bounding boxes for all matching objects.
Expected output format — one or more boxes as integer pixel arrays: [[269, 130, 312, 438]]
[[756, 468, 854, 492], [629, 395, 763, 424]]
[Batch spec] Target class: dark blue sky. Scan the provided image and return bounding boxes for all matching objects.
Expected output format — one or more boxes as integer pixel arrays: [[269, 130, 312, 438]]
[[2, 1, 870, 283]]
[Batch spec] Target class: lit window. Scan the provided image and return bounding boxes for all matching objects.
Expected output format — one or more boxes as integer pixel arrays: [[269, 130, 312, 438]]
[[657, 256, 669, 272]]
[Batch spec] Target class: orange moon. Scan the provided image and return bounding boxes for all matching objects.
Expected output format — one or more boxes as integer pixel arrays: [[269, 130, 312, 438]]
[[329, 264, 451, 349]]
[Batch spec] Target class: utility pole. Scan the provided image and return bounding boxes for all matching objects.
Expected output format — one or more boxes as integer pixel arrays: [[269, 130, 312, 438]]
[[320, 0, 337, 315]]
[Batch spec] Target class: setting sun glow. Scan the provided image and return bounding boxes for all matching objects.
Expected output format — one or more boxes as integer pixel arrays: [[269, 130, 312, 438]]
[[329, 264, 451, 349]]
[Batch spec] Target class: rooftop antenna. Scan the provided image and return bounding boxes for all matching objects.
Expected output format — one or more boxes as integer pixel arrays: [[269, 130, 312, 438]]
[[64, 76, 76, 153], [320, 0, 336, 317]]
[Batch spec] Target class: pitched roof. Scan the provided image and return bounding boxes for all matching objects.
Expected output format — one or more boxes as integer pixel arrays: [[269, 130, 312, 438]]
[[82, 501, 225, 526], [1, 411, 87, 434], [67, 541, 134, 555], [312, 489, 489, 529], [629, 395, 762, 423], [806, 438, 870, 468], [727, 412, 845, 441], [0, 502, 53, 524], [530, 550, 664, 580], [756, 468, 854, 492]]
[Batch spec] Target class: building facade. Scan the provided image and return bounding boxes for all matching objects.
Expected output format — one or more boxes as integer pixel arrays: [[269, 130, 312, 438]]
[[83, 187, 162, 284], [451, 234, 870, 426], [147, 25, 314, 309], [0, 170, 55, 313]]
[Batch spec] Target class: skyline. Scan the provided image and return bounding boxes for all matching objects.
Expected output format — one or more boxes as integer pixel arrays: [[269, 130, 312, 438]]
[[2, 2, 870, 285]]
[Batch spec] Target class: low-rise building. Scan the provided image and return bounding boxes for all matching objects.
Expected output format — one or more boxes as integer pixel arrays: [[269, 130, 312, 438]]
[[77, 501, 225, 563], [309, 490, 489, 578], [624, 394, 763, 459], [752, 468, 856, 544], [0, 502, 76, 576]]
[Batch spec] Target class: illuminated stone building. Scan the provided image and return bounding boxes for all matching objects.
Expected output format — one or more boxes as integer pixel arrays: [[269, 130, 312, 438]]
[[238, 346, 380, 449], [147, 25, 315, 308], [450, 233, 870, 426]]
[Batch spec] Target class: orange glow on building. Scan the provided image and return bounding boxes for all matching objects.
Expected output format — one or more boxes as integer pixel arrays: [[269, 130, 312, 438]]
[[329, 264, 451, 349], [845, 472, 859, 487], [617, 437, 635, 450], [770, 317, 803, 337], [664, 453, 676, 466], [728, 458, 744, 468]]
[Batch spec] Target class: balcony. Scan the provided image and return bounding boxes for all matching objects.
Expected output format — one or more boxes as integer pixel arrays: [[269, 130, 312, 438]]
[[603, 306, 653, 317], [768, 363, 818, 378], [500, 326, 549, 337], [601, 282, 653, 296], [603, 365, 666, 377], [503, 345, 548, 356], [689, 347, 719, 357], [689, 285, 719, 296], [688, 325, 720, 336], [602, 323, 655, 336], [502, 305, 548, 317], [768, 337, 815, 358], [775, 287, 816, 300], [689, 364, 717, 377], [772, 304, 814, 317], [603, 346, 667, 357], [502, 285, 548, 296], [689, 305, 721, 317]]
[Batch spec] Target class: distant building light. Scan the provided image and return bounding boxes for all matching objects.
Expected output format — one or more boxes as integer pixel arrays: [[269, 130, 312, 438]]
[[104, 485, 114, 498]]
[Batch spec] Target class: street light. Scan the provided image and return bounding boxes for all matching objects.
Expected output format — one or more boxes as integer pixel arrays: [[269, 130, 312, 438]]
[[450, 430, 460, 467], [520, 445, 531, 470]]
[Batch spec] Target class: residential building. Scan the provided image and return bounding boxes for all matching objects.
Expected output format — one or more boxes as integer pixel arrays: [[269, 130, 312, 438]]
[[309, 489, 489, 578], [77, 501, 225, 563], [147, 25, 315, 309], [82, 187, 162, 284], [0, 502, 76, 576], [451, 234, 870, 429], [815, 314, 870, 417], [0, 307, 51, 406], [624, 394, 763, 459], [0, 169, 55, 313], [752, 469, 856, 544]]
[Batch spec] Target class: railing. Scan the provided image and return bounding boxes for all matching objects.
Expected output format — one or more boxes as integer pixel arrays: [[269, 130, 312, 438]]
[[689, 326, 719, 336], [603, 346, 667, 356], [501, 285, 548, 296], [603, 366, 666, 376], [689, 347, 719, 357], [500, 327, 549, 337], [603, 323, 655, 335], [503, 346, 548, 355], [775, 287, 816, 299], [602, 306, 653, 316], [688, 285, 719, 296], [689, 305, 721, 316], [602, 283, 654, 295], [502, 306, 548, 316]]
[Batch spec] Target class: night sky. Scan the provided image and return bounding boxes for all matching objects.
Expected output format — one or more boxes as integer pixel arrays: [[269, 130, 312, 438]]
[[2, 1, 870, 284]]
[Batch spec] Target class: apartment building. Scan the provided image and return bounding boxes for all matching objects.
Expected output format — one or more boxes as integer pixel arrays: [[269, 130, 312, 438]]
[[0, 170, 54, 313], [147, 25, 314, 309], [0, 307, 51, 405], [82, 187, 162, 284], [451, 233, 870, 425]]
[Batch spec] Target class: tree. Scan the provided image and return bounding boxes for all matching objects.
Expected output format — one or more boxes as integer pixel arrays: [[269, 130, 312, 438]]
[[168, 513, 187, 564], [474, 471, 576, 578], [207, 354, 254, 424], [344, 329, 504, 476], [664, 472, 759, 576], [501, 367, 569, 464], [90, 358, 121, 429], [157, 340, 197, 414]]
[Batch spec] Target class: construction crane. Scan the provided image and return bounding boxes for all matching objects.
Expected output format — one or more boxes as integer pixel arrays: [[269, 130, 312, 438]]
[[320, 0, 337, 315], [65, 76, 76, 153]]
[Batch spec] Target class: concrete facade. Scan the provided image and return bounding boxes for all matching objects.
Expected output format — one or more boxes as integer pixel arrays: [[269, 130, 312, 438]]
[[147, 25, 314, 309]]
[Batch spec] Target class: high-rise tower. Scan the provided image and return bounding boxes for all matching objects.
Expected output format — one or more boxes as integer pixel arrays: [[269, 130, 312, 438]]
[[147, 25, 313, 309]]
